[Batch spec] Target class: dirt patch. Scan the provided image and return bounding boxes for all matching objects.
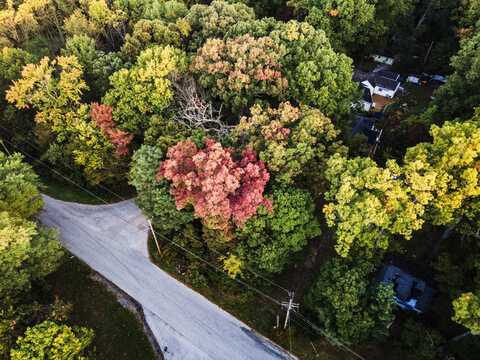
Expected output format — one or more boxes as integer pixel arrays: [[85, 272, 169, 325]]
[[372, 95, 395, 111]]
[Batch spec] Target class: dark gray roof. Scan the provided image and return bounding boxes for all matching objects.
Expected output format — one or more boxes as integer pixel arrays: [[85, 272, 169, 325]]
[[352, 115, 380, 145], [378, 265, 434, 313], [362, 87, 373, 103], [353, 69, 401, 92], [374, 70, 400, 81], [353, 70, 369, 82], [374, 75, 400, 91]]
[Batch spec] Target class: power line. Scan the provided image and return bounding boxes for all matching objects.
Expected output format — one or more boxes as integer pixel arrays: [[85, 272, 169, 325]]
[[0, 124, 126, 202], [291, 310, 367, 360], [1, 135, 368, 360], [0, 123, 291, 295], [0, 136, 283, 306]]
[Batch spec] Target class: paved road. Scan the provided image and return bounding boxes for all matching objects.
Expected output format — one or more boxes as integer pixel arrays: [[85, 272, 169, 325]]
[[39, 195, 296, 360]]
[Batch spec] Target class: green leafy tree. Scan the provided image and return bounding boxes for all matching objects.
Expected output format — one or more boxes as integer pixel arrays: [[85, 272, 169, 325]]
[[113, 0, 191, 29], [90, 51, 125, 97], [0, 212, 63, 300], [306, 258, 395, 344], [143, 114, 201, 154], [61, 34, 100, 98], [227, 0, 287, 17], [61, 35, 125, 98], [269, 21, 357, 116], [191, 34, 287, 111], [0, 152, 42, 219], [0, 152, 64, 300], [235, 186, 320, 273], [288, 0, 376, 52], [141, 0, 188, 22], [66, 104, 122, 184], [121, 19, 185, 60], [0, 47, 36, 93], [430, 30, 480, 122], [403, 114, 480, 226], [129, 145, 193, 234], [224, 20, 358, 117], [103, 45, 188, 134], [323, 154, 426, 257], [63, 0, 126, 47], [6, 55, 88, 131], [289, 0, 417, 54], [375, 0, 416, 31], [0, 0, 69, 48], [6, 56, 127, 184], [62, 35, 97, 75], [452, 292, 480, 335], [233, 102, 346, 187], [457, 0, 480, 33], [10, 321, 94, 360], [396, 319, 444, 360], [186, 0, 255, 50]]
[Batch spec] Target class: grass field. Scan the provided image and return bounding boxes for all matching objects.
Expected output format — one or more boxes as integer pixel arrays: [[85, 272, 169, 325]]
[[46, 257, 156, 360]]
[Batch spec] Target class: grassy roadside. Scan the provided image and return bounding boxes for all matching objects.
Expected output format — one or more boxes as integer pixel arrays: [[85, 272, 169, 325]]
[[147, 235, 353, 360], [45, 257, 156, 360], [40, 174, 136, 204]]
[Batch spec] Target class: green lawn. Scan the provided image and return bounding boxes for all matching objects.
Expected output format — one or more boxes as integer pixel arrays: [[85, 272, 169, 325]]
[[40, 174, 136, 204], [46, 257, 156, 360]]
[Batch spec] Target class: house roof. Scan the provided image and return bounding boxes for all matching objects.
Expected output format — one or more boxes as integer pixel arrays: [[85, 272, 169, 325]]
[[352, 115, 380, 145], [372, 54, 394, 65], [362, 87, 373, 103], [374, 75, 400, 91], [353, 69, 401, 92], [378, 265, 434, 313], [374, 70, 400, 81], [353, 69, 369, 82]]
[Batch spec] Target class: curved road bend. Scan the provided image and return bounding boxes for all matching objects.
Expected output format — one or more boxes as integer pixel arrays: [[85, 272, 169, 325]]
[[39, 195, 297, 360]]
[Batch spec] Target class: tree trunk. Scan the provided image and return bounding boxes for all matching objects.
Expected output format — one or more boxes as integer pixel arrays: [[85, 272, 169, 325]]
[[431, 220, 460, 259], [416, 0, 434, 30]]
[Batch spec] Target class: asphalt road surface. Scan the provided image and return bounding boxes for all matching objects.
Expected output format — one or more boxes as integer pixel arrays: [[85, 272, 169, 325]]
[[39, 195, 296, 360]]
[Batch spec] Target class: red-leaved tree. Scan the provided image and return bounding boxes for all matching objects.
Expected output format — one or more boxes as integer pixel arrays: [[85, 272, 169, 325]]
[[157, 139, 271, 231], [91, 103, 133, 157]]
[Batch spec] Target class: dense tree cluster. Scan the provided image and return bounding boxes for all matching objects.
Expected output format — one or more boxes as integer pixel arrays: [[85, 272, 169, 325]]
[[1, 0, 480, 357], [233, 102, 346, 187], [306, 258, 395, 344], [0, 152, 94, 358]]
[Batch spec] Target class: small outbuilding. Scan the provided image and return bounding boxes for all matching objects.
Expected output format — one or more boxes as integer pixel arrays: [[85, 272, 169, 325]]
[[372, 54, 395, 66]]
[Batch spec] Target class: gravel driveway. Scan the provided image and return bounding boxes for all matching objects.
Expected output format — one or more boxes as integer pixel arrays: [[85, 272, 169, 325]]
[[39, 195, 296, 360]]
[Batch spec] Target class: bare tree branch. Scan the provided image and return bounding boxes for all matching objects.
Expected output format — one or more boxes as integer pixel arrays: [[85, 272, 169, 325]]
[[172, 76, 233, 137]]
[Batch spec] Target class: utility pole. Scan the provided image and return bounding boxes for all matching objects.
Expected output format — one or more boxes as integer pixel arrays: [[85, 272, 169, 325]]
[[148, 219, 161, 256], [281, 291, 299, 329]]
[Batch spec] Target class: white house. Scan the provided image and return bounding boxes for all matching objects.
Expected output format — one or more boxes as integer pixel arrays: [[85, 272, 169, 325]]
[[354, 69, 402, 100]]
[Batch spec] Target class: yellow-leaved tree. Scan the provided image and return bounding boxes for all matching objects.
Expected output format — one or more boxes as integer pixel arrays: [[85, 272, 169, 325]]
[[323, 154, 426, 258], [6, 55, 124, 184]]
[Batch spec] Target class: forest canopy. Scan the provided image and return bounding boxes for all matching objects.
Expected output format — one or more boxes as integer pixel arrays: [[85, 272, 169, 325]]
[[1, 0, 480, 358]]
